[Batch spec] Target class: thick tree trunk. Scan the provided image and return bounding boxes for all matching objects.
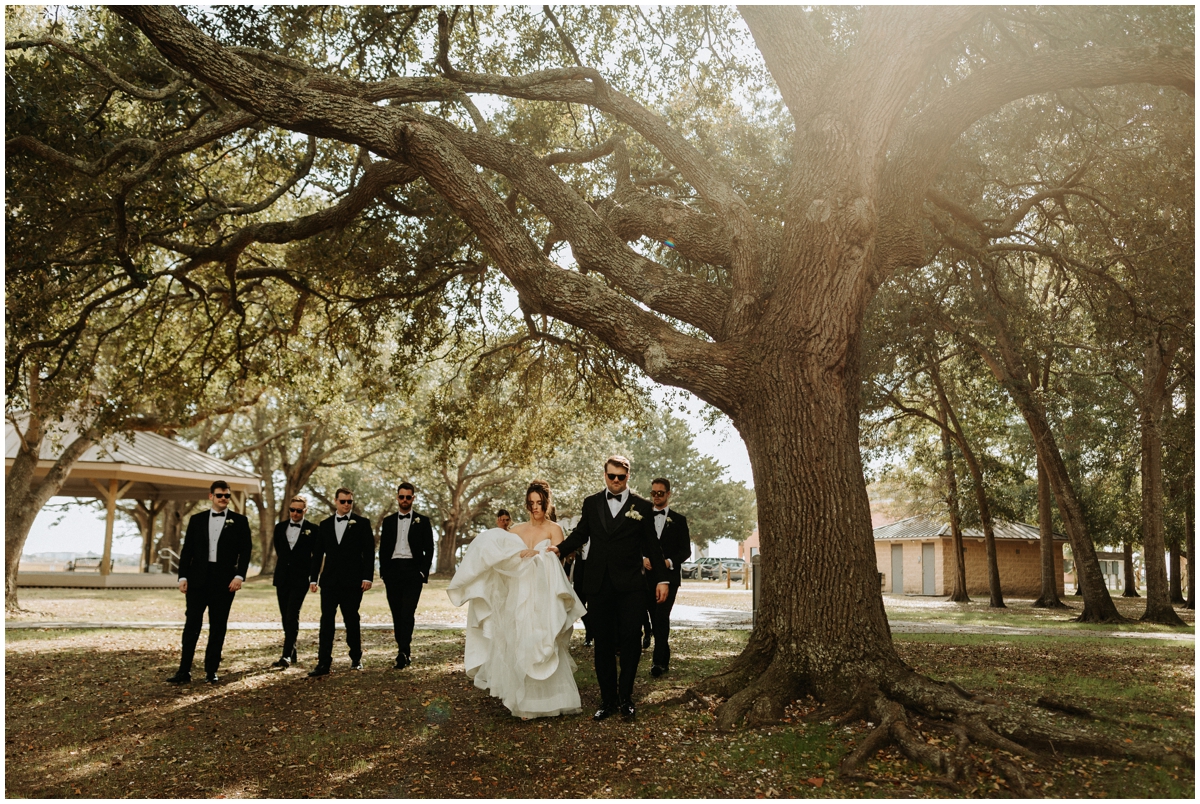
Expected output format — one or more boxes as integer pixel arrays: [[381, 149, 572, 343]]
[[4, 412, 94, 611], [1137, 339, 1184, 625], [1032, 455, 1066, 608], [696, 340, 903, 726], [1122, 541, 1140, 597], [939, 415, 969, 603], [1186, 501, 1196, 610]]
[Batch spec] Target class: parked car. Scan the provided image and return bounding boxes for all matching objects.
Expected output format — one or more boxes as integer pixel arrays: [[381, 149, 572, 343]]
[[702, 557, 747, 581], [682, 557, 723, 579]]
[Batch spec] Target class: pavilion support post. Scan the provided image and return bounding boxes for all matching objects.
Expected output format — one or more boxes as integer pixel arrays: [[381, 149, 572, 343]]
[[101, 478, 117, 576]]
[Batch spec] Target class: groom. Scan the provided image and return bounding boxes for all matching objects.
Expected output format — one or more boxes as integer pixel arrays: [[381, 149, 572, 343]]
[[551, 455, 669, 721]]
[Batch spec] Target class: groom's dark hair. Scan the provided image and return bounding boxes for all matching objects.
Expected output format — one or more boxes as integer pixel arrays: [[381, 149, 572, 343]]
[[652, 477, 671, 492], [605, 455, 630, 472]]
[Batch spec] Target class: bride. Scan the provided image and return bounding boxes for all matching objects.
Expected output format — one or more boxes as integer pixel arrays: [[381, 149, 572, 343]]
[[447, 480, 586, 719]]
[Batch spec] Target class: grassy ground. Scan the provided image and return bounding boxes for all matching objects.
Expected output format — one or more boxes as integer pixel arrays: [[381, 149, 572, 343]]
[[4, 621, 1194, 798], [11, 577, 1193, 633]]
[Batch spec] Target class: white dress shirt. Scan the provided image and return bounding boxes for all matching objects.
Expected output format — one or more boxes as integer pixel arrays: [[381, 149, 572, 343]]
[[605, 488, 629, 517], [208, 511, 225, 561], [652, 506, 673, 569], [334, 514, 350, 543], [286, 520, 305, 549], [392, 513, 414, 559]]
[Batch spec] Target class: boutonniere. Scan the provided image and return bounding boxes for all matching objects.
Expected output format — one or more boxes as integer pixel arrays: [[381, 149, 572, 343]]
[[303, 528, 311, 536], [625, 509, 643, 521], [665, 516, 674, 525], [223, 518, 232, 528], [414, 516, 421, 524]]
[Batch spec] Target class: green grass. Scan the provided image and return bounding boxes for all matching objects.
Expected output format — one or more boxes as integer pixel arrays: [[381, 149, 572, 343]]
[[5, 625, 1193, 798]]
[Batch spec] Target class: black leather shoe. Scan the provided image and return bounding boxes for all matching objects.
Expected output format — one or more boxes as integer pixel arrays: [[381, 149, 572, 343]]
[[393, 654, 411, 670], [166, 671, 191, 684], [593, 706, 616, 721], [271, 658, 290, 669], [642, 631, 653, 650], [620, 700, 636, 721], [308, 665, 330, 677], [350, 661, 364, 671], [205, 672, 220, 684], [650, 664, 667, 678]]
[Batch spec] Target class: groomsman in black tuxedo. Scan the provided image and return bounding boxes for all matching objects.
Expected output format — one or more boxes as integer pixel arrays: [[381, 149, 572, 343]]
[[551, 456, 669, 722], [167, 480, 252, 684], [308, 488, 375, 676], [271, 495, 317, 668], [643, 477, 691, 677], [378, 482, 434, 669]]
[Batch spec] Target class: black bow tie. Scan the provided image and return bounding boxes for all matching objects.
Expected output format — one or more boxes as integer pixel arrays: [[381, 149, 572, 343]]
[[288, 522, 301, 528], [606, 492, 621, 501], [398, 513, 411, 519], [212, 511, 225, 517], [336, 515, 349, 522], [653, 509, 666, 516]]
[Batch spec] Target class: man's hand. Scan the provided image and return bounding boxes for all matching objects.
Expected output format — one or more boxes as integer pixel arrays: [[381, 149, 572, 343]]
[[656, 582, 669, 604], [178, 580, 188, 594], [310, 582, 318, 593], [228, 578, 243, 592], [546, 545, 560, 556], [361, 580, 372, 591], [643, 557, 652, 570]]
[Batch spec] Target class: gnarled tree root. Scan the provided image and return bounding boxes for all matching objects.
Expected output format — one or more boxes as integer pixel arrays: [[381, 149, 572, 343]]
[[691, 657, 1190, 792]]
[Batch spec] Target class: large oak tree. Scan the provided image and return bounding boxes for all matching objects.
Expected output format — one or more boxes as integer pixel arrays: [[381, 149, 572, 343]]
[[8, 4, 1192, 776]]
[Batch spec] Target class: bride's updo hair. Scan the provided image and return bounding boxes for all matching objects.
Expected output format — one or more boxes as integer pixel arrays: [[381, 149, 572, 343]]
[[525, 479, 553, 519]]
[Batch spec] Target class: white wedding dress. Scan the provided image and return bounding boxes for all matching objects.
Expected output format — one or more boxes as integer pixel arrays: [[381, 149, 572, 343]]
[[447, 527, 587, 719]]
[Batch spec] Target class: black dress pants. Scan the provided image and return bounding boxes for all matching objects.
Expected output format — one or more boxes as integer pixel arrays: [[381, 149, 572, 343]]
[[384, 562, 425, 658], [645, 582, 680, 667], [588, 571, 646, 706], [317, 584, 364, 666], [180, 582, 236, 674], [275, 584, 308, 660]]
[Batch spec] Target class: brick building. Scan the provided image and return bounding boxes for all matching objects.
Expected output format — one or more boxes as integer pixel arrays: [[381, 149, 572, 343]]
[[874, 515, 1066, 597]]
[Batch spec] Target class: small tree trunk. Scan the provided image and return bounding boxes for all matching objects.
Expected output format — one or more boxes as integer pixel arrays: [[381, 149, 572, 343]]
[[1186, 500, 1196, 611], [939, 418, 969, 603], [4, 412, 95, 611], [1032, 454, 1066, 608], [1168, 542, 1183, 603], [1122, 540, 1140, 597], [1137, 338, 1184, 625]]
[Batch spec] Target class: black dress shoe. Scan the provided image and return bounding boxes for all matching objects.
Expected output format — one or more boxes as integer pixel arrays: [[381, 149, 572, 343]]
[[308, 665, 330, 677], [593, 705, 617, 721], [271, 658, 290, 669], [166, 671, 191, 684], [642, 631, 653, 650], [650, 664, 667, 678], [205, 672, 220, 684], [393, 654, 411, 670], [620, 700, 636, 721], [350, 661, 364, 671]]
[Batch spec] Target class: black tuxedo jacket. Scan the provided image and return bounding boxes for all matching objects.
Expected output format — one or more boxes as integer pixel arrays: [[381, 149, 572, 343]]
[[177, 509, 253, 589], [311, 513, 375, 589], [273, 519, 318, 588], [558, 490, 667, 595], [645, 509, 692, 588], [378, 510, 435, 584]]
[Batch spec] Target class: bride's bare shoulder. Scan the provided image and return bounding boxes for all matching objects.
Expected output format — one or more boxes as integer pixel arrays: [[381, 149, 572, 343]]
[[549, 521, 565, 544]]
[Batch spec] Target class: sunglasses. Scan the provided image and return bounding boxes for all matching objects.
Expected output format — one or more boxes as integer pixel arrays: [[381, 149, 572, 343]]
[[288, 507, 305, 514], [606, 473, 627, 481], [213, 493, 231, 499], [397, 494, 413, 500], [650, 490, 668, 497], [337, 499, 354, 505]]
